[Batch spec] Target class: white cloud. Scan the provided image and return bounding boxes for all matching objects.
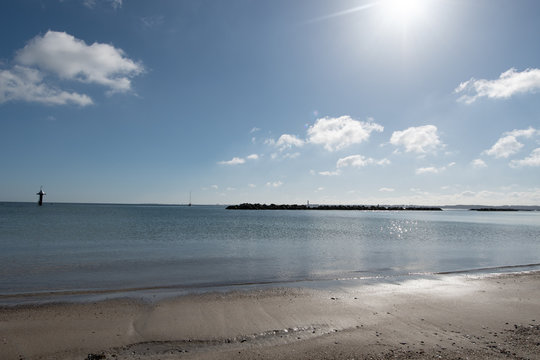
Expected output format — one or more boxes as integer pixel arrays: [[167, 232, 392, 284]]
[[452, 189, 540, 204], [506, 127, 538, 138], [336, 154, 390, 168], [275, 134, 304, 150], [456, 68, 540, 104], [218, 153, 259, 165], [218, 157, 245, 165], [390, 125, 443, 154], [250, 127, 261, 133], [483, 127, 538, 158], [307, 116, 383, 151], [266, 135, 302, 160], [471, 158, 487, 168], [415, 161, 455, 175], [510, 148, 540, 167], [16, 31, 143, 94], [484, 136, 523, 158], [415, 166, 440, 175], [211, 185, 219, 189], [415, 161, 456, 175], [319, 170, 341, 176], [0, 65, 92, 106], [0, 31, 143, 106], [357, 187, 540, 206], [266, 181, 283, 188], [248, 183, 256, 188], [379, 187, 395, 192], [283, 152, 300, 159]]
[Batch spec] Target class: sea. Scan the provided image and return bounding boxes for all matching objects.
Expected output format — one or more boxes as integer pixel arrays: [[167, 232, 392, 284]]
[[1, 202, 539, 305]]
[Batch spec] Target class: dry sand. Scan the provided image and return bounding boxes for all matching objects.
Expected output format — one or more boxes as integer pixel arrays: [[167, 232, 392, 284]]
[[1, 272, 540, 360]]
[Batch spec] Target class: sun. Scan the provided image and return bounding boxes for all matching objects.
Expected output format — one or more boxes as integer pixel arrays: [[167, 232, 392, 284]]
[[380, 0, 431, 27]]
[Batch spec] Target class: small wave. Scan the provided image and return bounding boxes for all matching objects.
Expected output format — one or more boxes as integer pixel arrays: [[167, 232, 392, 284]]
[[3, 263, 540, 305], [434, 263, 540, 275]]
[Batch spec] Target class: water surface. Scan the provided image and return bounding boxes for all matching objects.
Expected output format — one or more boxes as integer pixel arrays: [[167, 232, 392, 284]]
[[1, 202, 539, 303]]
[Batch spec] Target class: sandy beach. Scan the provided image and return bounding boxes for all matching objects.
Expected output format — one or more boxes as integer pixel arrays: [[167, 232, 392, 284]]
[[1, 272, 540, 360]]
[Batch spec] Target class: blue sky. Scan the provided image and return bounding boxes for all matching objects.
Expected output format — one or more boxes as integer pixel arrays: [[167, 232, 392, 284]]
[[1, 0, 540, 205]]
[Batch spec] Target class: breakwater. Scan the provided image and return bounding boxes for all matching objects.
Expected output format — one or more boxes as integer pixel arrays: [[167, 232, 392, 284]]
[[226, 203, 443, 211]]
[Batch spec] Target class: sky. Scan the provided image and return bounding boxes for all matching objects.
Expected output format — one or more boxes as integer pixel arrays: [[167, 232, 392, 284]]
[[1, 0, 540, 205]]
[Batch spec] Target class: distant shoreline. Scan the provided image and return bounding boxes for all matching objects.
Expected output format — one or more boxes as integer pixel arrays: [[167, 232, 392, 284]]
[[226, 203, 443, 211], [471, 208, 522, 212], [1, 202, 539, 210]]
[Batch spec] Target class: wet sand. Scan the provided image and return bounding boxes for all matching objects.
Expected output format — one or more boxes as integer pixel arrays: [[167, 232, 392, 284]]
[[1, 272, 539, 360]]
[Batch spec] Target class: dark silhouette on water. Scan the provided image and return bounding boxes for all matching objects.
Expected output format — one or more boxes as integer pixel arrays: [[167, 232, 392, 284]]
[[36, 186, 46, 206], [227, 203, 443, 211]]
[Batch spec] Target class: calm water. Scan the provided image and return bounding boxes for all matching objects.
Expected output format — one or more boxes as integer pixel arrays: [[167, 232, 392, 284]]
[[1, 202, 540, 303]]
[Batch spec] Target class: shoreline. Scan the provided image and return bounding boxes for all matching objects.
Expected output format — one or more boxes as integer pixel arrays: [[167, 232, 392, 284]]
[[1, 271, 540, 359], [3, 263, 540, 307]]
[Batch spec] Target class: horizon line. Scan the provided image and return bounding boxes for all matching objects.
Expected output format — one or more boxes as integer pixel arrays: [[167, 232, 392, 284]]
[[1, 201, 540, 208]]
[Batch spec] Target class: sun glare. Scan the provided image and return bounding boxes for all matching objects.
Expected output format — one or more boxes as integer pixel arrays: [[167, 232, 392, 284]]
[[380, 0, 431, 27]]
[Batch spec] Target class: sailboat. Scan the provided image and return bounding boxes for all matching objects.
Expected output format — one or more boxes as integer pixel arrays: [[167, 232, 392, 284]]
[[188, 191, 192, 207]]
